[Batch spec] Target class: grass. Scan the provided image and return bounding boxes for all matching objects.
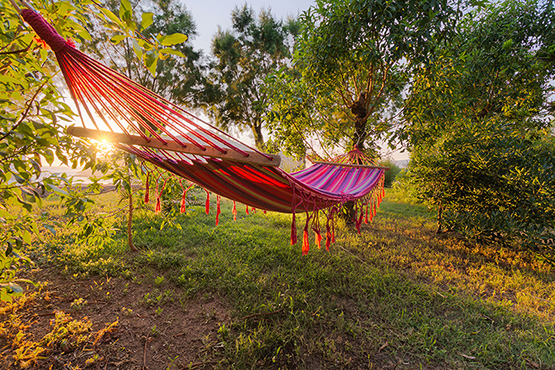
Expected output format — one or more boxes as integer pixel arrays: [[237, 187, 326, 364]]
[[10, 187, 555, 368]]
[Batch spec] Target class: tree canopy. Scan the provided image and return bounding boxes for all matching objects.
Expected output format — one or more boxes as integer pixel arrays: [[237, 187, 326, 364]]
[[84, 0, 204, 106], [204, 5, 298, 150], [267, 0, 458, 158]]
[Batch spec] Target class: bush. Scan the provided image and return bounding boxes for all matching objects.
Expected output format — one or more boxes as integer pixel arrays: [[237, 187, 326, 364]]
[[378, 158, 402, 188], [409, 118, 555, 256]]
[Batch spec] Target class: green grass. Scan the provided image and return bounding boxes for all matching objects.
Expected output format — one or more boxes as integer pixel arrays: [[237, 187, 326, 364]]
[[32, 188, 555, 369]]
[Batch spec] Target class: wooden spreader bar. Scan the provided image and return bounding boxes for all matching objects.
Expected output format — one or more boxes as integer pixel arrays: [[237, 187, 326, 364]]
[[312, 161, 390, 170], [67, 126, 281, 167]]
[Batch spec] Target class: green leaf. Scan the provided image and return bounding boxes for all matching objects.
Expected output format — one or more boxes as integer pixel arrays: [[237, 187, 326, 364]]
[[132, 39, 143, 60], [159, 33, 188, 46], [99, 7, 125, 28], [44, 224, 57, 235], [141, 12, 154, 30], [119, 0, 133, 20], [159, 48, 186, 58], [145, 52, 158, 77], [47, 184, 69, 197], [8, 283, 23, 294], [111, 34, 128, 45], [0, 74, 22, 84]]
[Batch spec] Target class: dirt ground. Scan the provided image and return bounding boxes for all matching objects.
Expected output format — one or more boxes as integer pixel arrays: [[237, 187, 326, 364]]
[[0, 268, 231, 369]]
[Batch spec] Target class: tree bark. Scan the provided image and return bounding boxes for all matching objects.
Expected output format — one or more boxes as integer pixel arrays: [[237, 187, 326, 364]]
[[252, 123, 265, 151], [128, 182, 137, 252], [436, 203, 443, 234], [350, 92, 369, 150]]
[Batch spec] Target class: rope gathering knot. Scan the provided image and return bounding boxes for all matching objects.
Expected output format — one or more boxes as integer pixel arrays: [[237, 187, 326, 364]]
[[21, 9, 73, 53]]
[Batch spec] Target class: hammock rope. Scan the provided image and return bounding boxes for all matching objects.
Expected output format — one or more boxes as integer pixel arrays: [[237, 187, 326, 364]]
[[16, 5, 389, 254]]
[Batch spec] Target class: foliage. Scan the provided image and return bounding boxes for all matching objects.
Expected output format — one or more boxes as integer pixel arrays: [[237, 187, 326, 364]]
[[0, 0, 187, 302], [205, 5, 298, 150], [0, 0, 101, 302], [405, 0, 555, 252], [85, 0, 204, 105], [266, 0, 458, 158], [378, 158, 402, 188], [410, 119, 555, 252], [403, 0, 554, 148]]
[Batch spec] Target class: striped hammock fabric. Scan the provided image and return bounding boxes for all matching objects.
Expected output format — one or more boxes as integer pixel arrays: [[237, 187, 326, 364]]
[[17, 6, 386, 254]]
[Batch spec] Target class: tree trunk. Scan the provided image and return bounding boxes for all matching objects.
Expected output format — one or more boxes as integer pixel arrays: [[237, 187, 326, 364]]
[[350, 92, 369, 149], [128, 181, 137, 252], [436, 203, 443, 234], [252, 123, 265, 151]]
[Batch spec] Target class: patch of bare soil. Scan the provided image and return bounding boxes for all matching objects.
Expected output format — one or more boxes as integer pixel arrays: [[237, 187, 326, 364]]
[[0, 268, 230, 369]]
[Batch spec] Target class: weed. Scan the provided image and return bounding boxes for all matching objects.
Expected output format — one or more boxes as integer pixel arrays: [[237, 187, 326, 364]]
[[150, 325, 160, 337], [121, 307, 134, 316], [70, 298, 87, 311], [41, 311, 92, 351]]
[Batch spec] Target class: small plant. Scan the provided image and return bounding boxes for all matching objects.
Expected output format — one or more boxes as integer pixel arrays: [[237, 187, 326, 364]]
[[150, 325, 160, 337], [155, 275, 165, 285], [155, 306, 163, 315], [121, 307, 134, 316], [166, 355, 179, 370], [41, 311, 92, 351], [70, 298, 87, 311], [217, 324, 229, 340]]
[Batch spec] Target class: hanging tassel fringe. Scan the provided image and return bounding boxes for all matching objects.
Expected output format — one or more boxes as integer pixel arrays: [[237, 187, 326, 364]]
[[290, 212, 297, 245], [232, 201, 237, 221], [205, 191, 210, 215], [216, 195, 221, 226], [144, 172, 150, 203]]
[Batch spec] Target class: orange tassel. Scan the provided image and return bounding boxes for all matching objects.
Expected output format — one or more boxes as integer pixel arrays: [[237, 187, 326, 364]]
[[302, 228, 309, 255], [315, 230, 322, 249], [232, 201, 237, 221], [155, 196, 161, 213]]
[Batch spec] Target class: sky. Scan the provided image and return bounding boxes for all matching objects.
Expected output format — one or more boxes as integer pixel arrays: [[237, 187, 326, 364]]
[[183, 0, 315, 54]]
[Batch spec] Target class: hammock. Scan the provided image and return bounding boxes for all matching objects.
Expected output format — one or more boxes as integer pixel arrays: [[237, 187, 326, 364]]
[[15, 5, 387, 254]]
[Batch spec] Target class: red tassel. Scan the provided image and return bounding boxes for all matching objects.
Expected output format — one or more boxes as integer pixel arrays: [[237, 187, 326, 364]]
[[246, 204, 249, 215], [180, 189, 187, 213], [302, 228, 309, 255], [326, 223, 331, 251], [155, 196, 161, 213], [356, 212, 363, 234], [205, 191, 210, 215], [216, 196, 221, 226], [144, 172, 150, 203], [232, 201, 237, 221], [155, 177, 167, 214], [179, 180, 188, 213], [290, 212, 297, 245], [365, 203, 369, 224]]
